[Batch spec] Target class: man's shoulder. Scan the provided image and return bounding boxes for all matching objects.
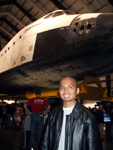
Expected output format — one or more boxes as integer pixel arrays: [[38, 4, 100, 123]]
[[49, 104, 62, 116], [96, 109, 101, 114], [34, 96, 45, 100], [75, 102, 95, 119]]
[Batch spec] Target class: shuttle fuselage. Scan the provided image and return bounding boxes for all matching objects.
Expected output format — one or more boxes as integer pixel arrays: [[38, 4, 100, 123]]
[[0, 10, 113, 96]]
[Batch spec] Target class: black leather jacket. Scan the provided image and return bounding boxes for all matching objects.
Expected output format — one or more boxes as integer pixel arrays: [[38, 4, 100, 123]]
[[39, 101, 103, 150]]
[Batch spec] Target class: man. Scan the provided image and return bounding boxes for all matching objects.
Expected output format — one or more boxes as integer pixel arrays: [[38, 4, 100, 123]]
[[24, 90, 51, 150], [111, 108, 113, 141], [5, 104, 12, 130], [2, 102, 7, 128], [96, 105, 104, 140], [0, 103, 2, 131], [39, 77, 103, 150]]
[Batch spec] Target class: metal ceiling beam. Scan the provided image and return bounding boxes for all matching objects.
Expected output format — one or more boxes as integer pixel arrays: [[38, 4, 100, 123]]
[[0, 11, 25, 27], [0, 1, 37, 22], [79, 0, 94, 13], [0, 0, 47, 16], [50, 0, 66, 10], [108, 0, 113, 6], [13, 1, 37, 22], [0, 26, 13, 38], [0, 32, 10, 42], [28, 0, 48, 14], [0, 18, 19, 33]]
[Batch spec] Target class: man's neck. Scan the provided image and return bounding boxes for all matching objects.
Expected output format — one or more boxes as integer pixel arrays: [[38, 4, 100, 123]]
[[63, 100, 76, 108]]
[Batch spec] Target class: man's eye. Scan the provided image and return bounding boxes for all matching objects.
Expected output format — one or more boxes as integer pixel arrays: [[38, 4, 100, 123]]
[[60, 87, 64, 90], [69, 86, 72, 89]]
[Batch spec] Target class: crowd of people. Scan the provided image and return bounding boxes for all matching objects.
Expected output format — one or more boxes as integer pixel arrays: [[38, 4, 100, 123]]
[[0, 102, 26, 130], [1, 76, 113, 150], [0, 98, 61, 149]]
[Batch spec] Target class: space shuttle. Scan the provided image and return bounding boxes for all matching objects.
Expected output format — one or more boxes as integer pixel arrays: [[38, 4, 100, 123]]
[[0, 9, 113, 99]]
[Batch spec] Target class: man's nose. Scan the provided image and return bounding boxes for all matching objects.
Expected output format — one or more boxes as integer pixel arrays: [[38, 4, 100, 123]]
[[64, 87, 69, 93]]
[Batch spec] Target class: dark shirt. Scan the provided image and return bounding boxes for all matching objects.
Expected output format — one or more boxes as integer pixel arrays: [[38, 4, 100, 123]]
[[6, 105, 15, 116], [96, 109, 104, 124], [0, 106, 3, 118], [111, 112, 113, 124], [50, 99, 61, 112]]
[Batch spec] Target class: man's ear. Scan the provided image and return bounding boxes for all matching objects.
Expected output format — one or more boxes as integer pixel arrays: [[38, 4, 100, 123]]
[[77, 88, 79, 95]]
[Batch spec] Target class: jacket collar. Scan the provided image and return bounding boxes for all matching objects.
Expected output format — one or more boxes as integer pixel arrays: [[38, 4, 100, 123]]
[[71, 100, 84, 119], [60, 100, 84, 119]]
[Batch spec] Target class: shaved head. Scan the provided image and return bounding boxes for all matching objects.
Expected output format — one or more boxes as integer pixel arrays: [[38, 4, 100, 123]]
[[60, 77, 78, 89]]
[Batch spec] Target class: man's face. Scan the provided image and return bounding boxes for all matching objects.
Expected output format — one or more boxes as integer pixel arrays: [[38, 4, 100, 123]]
[[3, 103, 6, 106], [100, 105, 103, 110], [59, 77, 79, 102]]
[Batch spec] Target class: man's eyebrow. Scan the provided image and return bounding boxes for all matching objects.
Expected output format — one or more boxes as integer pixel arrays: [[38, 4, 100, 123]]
[[59, 85, 64, 88], [59, 85, 73, 87]]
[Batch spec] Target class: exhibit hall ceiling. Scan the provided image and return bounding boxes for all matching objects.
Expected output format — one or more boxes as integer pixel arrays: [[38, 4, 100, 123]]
[[0, 0, 113, 49]]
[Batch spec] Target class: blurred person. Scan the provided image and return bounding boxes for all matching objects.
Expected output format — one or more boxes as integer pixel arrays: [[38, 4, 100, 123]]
[[44, 106, 49, 124], [10, 103, 16, 129], [111, 108, 113, 141], [19, 103, 24, 129], [24, 90, 51, 150], [88, 107, 92, 111], [5, 103, 13, 130], [21, 106, 32, 150], [92, 107, 97, 117], [96, 105, 104, 140], [2, 102, 7, 128], [0, 102, 2, 116], [50, 98, 61, 112], [39, 77, 103, 150], [0, 103, 3, 131], [15, 104, 23, 130]]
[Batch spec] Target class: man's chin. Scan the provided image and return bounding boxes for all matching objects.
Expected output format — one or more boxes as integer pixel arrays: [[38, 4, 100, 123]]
[[63, 99, 75, 102]]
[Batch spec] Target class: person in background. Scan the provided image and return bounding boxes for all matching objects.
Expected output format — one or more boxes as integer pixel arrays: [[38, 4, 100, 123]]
[[0, 103, 3, 131], [5, 104, 13, 130], [24, 90, 51, 150], [10, 103, 16, 129], [2, 102, 7, 128], [96, 105, 104, 141], [15, 104, 23, 130], [50, 98, 61, 112], [19, 103, 24, 129], [21, 106, 32, 150], [110, 108, 113, 142], [91, 107, 97, 117], [39, 77, 103, 150]]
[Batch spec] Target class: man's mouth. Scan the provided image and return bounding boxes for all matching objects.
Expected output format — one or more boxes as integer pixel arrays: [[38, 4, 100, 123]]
[[64, 95, 70, 98]]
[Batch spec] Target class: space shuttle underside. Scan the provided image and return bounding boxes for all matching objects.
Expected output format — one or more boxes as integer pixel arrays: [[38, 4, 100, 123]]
[[0, 10, 113, 97]]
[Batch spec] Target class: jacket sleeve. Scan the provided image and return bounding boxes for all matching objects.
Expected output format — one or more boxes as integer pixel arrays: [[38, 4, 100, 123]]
[[85, 115, 103, 150], [38, 115, 50, 150]]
